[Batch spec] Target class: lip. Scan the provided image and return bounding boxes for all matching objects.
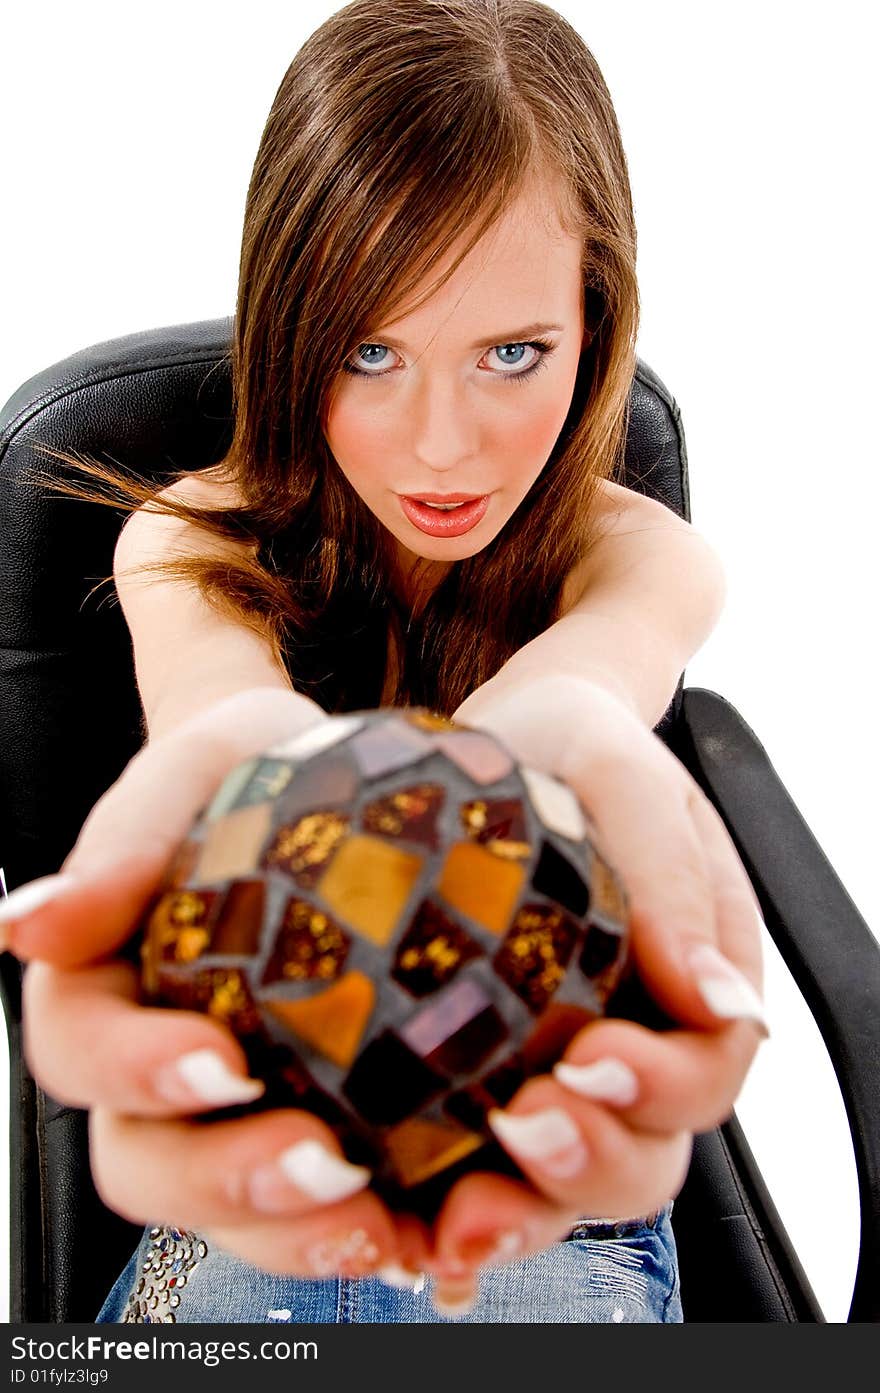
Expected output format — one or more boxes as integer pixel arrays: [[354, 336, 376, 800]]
[[399, 493, 491, 538], [405, 492, 482, 504]]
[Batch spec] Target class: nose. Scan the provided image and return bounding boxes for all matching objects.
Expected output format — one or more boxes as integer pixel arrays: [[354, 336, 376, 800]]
[[407, 371, 478, 474]]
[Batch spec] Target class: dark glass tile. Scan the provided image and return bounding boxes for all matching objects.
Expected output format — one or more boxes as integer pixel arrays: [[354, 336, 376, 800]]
[[260, 897, 350, 985], [210, 880, 266, 955], [521, 1003, 594, 1074], [362, 783, 446, 848], [493, 902, 579, 1013], [579, 922, 626, 978], [156, 965, 261, 1036], [261, 811, 350, 889], [400, 975, 508, 1076], [392, 899, 483, 997], [460, 797, 530, 860], [383, 1115, 484, 1188], [531, 840, 590, 918], [341, 1030, 446, 1125], [442, 1052, 526, 1129]]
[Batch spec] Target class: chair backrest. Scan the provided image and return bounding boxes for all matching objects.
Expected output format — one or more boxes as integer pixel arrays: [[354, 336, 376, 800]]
[[2, 318, 798, 1323]]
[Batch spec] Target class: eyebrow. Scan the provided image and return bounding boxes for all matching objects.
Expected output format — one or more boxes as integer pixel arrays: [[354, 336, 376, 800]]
[[369, 322, 565, 352]]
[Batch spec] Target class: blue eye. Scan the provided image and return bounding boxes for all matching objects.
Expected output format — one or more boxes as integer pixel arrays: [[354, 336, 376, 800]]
[[341, 338, 555, 383]]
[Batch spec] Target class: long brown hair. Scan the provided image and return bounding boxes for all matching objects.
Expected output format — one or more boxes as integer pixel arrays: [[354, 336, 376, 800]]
[[21, 0, 639, 718]]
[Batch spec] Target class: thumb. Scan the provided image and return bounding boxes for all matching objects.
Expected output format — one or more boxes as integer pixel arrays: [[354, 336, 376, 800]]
[[0, 688, 328, 969]]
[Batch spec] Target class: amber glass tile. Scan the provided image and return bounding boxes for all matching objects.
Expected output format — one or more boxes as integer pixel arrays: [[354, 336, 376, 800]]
[[318, 835, 424, 946], [391, 899, 483, 996], [204, 758, 260, 821], [434, 731, 513, 785], [521, 1003, 594, 1073], [144, 890, 219, 991], [493, 902, 579, 1012], [209, 880, 266, 955], [590, 855, 629, 924], [383, 1115, 485, 1187], [262, 810, 351, 889], [193, 802, 273, 883], [404, 710, 458, 733], [349, 721, 432, 779], [437, 842, 524, 935], [400, 976, 507, 1075], [263, 970, 375, 1069], [531, 841, 590, 918], [579, 923, 627, 982], [361, 783, 445, 848], [157, 965, 261, 1036], [460, 796, 530, 860], [261, 898, 350, 985], [341, 1030, 446, 1124]]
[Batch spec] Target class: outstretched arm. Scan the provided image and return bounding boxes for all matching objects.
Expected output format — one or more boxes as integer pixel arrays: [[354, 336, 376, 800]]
[[454, 481, 727, 731]]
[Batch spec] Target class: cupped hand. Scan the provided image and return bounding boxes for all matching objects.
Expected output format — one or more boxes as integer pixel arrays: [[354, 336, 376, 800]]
[[422, 673, 769, 1311], [2, 691, 435, 1287]]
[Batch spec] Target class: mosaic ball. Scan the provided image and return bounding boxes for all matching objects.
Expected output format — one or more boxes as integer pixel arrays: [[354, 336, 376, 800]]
[[138, 707, 638, 1221]]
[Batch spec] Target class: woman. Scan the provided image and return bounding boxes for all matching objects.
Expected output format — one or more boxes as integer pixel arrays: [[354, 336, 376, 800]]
[[1, 0, 767, 1322]]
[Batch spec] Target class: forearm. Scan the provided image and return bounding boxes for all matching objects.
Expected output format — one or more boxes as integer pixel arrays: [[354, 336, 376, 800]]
[[455, 525, 727, 731]]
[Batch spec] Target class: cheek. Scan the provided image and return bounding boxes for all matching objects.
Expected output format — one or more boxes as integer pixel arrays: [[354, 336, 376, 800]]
[[325, 398, 386, 480], [494, 390, 571, 474]]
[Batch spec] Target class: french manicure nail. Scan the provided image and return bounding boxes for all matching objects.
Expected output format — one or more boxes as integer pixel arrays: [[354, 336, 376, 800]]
[[0, 873, 75, 927], [154, 1048, 266, 1107], [431, 1278, 478, 1317], [247, 1138, 371, 1211], [553, 1056, 639, 1106], [378, 1263, 427, 1292], [686, 942, 771, 1037], [488, 1106, 588, 1178]]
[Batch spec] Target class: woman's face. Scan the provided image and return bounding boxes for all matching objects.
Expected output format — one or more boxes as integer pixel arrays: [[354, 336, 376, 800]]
[[323, 177, 588, 604]]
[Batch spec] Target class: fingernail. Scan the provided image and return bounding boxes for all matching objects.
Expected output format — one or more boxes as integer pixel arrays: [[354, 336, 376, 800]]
[[306, 1228, 381, 1277], [487, 1106, 588, 1179], [431, 1276, 478, 1317], [247, 1138, 371, 1211], [553, 1056, 639, 1106], [686, 942, 771, 1037], [456, 1227, 525, 1268], [378, 1263, 427, 1293], [154, 1048, 266, 1107], [0, 873, 75, 927]]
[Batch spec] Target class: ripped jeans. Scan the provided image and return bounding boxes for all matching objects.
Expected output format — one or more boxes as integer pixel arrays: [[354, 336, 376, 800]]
[[95, 1202, 682, 1324]]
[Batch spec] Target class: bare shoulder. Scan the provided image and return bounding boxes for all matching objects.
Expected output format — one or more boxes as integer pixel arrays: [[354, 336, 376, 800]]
[[558, 478, 687, 617], [115, 463, 253, 576]]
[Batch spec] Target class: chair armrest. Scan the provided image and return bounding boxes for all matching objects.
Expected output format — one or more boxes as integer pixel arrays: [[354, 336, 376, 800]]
[[670, 686, 880, 1322]]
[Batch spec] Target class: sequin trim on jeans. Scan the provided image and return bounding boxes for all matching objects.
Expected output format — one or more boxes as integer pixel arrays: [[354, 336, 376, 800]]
[[123, 1226, 208, 1323]]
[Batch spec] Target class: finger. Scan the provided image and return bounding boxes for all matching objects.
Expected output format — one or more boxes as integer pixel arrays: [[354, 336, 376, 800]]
[[478, 1071, 693, 1217], [89, 1104, 383, 1243], [22, 959, 267, 1116], [550, 1015, 761, 1137], [429, 1170, 583, 1280], [560, 735, 769, 1037], [0, 688, 327, 968]]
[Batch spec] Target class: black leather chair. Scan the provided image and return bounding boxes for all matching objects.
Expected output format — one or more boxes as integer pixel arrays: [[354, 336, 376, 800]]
[[2, 319, 878, 1323]]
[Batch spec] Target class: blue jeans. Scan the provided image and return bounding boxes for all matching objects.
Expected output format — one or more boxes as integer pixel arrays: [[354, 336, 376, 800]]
[[95, 1202, 682, 1323]]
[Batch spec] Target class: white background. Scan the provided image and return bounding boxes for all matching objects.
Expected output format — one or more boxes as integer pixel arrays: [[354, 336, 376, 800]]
[[1, 0, 876, 1324]]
